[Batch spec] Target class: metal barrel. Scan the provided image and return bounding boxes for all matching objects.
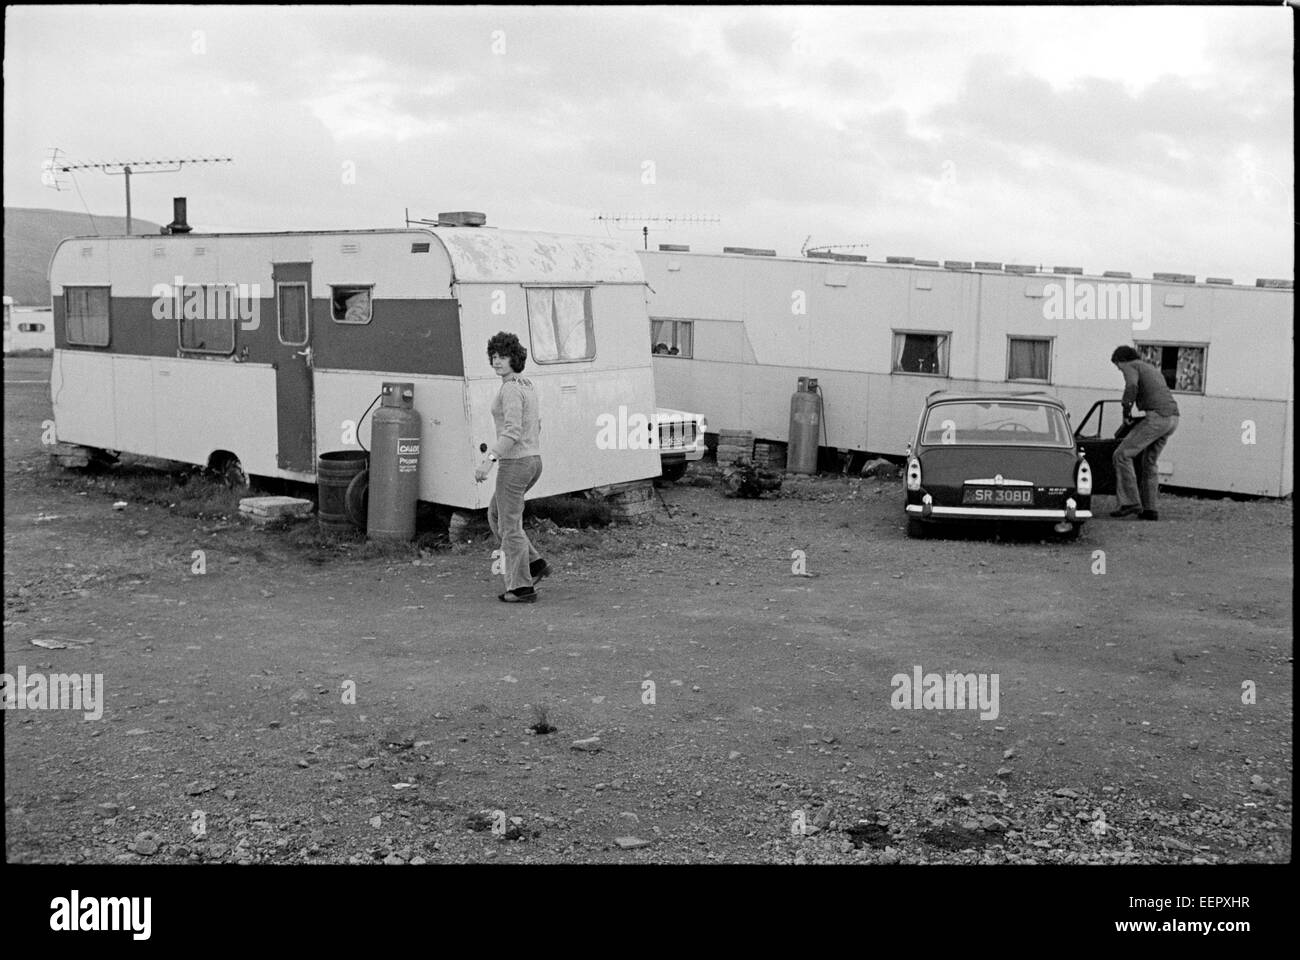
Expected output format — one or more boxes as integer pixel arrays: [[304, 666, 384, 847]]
[[317, 450, 369, 532]]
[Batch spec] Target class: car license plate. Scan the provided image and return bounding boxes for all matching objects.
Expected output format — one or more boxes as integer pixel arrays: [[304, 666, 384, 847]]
[[963, 486, 1034, 506]]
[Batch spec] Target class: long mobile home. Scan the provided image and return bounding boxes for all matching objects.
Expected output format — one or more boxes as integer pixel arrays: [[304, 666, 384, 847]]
[[3, 296, 55, 354], [641, 249, 1294, 497], [48, 212, 661, 508]]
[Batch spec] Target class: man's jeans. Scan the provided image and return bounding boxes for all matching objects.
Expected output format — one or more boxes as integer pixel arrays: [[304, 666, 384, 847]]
[[487, 456, 543, 591], [1113, 413, 1178, 509]]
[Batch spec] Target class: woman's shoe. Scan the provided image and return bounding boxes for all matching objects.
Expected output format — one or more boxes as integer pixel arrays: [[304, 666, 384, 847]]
[[499, 588, 538, 603]]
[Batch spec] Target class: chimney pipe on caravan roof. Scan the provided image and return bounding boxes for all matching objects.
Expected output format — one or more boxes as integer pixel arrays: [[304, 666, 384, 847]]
[[165, 197, 192, 234]]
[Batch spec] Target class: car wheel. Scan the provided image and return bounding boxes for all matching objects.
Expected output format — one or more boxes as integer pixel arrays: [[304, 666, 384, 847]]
[[906, 517, 929, 539]]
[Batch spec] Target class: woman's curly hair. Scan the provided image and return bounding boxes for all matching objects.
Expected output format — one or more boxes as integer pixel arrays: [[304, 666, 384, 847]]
[[487, 331, 528, 373]]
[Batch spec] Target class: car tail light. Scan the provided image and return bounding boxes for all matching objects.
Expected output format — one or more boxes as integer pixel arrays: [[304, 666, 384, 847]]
[[1076, 457, 1092, 496], [906, 457, 922, 491]]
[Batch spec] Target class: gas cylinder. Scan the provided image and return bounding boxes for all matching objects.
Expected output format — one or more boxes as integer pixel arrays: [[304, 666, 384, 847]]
[[367, 382, 421, 540], [787, 377, 822, 475]]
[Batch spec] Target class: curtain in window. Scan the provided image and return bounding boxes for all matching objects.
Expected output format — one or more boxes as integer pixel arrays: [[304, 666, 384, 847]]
[[675, 321, 692, 357], [342, 289, 370, 323], [553, 288, 590, 359], [1137, 344, 1162, 367], [651, 319, 668, 353], [898, 334, 943, 374], [527, 288, 558, 361], [893, 333, 908, 371], [1009, 339, 1049, 380], [65, 287, 109, 345], [1175, 347, 1203, 391]]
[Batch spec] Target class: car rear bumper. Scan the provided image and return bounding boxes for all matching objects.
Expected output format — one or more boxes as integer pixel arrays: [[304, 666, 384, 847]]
[[906, 504, 1092, 521], [660, 447, 704, 463]]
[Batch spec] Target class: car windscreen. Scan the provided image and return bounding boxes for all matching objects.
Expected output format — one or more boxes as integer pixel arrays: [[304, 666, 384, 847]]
[[921, 402, 1073, 447]]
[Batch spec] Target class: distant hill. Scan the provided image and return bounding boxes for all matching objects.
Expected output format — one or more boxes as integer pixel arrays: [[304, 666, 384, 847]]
[[4, 207, 162, 305]]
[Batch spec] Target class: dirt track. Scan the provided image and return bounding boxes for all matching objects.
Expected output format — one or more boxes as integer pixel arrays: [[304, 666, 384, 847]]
[[4, 356, 1292, 864]]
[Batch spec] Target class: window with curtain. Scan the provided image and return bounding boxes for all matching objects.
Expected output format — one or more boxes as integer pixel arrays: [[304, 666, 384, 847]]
[[1136, 342, 1206, 393], [527, 287, 594, 362], [649, 318, 693, 357], [331, 285, 373, 324], [1007, 337, 1051, 381], [64, 286, 111, 346], [892, 332, 948, 375]]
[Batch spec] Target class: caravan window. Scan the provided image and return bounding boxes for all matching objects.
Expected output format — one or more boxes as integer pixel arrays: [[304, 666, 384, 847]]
[[650, 318, 693, 358], [331, 285, 373, 324], [526, 287, 595, 362], [19, 323, 47, 333], [179, 287, 236, 355], [1007, 336, 1052, 382], [64, 287, 111, 346], [277, 282, 309, 346], [892, 331, 949, 376], [1136, 342, 1206, 394]]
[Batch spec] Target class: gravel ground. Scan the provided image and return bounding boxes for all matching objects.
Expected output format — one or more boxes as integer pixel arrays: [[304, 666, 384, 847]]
[[4, 356, 1292, 866]]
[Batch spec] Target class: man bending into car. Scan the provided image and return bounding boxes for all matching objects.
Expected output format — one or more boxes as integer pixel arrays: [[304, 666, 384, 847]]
[[1109, 345, 1179, 521]]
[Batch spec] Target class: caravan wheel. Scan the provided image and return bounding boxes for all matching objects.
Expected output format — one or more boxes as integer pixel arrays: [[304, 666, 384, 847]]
[[209, 453, 249, 491]]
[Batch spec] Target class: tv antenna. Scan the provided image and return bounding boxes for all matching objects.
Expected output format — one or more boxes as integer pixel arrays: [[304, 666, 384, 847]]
[[803, 237, 870, 258], [43, 151, 232, 233], [592, 212, 720, 250]]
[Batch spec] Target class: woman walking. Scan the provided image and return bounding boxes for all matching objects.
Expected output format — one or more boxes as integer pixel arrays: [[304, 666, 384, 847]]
[[475, 332, 551, 602]]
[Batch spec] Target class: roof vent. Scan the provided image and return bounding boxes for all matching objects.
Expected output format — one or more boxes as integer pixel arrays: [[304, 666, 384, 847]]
[[1205, 277, 1234, 285], [658, 244, 690, 252], [1053, 266, 1083, 275], [1153, 272, 1195, 284], [1004, 264, 1037, 274], [885, 256, 915, 264], [914, 259, 939, 267], [723, 246, 776, 256], [1255, 278, 1293, 288], [436, 211, 487, 227], [974, 261, 1002, 271], [943, 260, 972, 271], [1102, 271, 1132, 279]]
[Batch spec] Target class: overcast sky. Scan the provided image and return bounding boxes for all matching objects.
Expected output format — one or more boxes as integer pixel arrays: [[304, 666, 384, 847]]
[[4, 5, 1293, 281]]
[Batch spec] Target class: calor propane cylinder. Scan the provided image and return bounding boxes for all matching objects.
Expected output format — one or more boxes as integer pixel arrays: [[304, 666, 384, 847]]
[[367, 382, 421, 540], [787, 377, 822, 475]]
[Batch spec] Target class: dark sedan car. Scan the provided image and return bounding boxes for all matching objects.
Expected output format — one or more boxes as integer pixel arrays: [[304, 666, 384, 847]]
[[904, 391, 1093, 539]]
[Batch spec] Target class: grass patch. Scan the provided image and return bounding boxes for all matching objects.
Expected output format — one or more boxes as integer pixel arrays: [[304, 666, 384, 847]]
[[525, 494, 611, 528], [51, 459, 247, 520]]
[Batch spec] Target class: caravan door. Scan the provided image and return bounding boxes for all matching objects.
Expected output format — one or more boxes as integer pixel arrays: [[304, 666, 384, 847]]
[[272, 262, 315, 472]]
